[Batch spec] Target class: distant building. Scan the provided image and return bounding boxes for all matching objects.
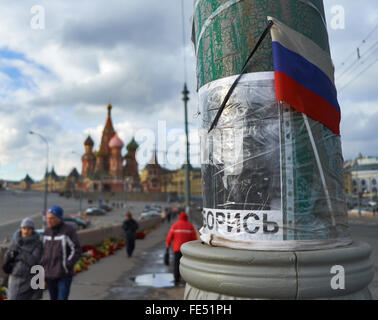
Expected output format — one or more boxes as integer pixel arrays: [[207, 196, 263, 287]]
[[41, 167, 66, 192], [140, 151, 172, 193], [9, 168, 67, 192], [79, 104, 141, 192], [344, 155, 378, 198], [124, 137, 142, 192], [165, 165, 202, 199], [21, 174, 34, 190], [9, 174, 34, 191], [140, 156, 203, 199], [64, 168, 80, 193]]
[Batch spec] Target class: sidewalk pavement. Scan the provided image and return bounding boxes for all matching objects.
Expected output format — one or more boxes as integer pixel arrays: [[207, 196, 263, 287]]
[[348, 215, 378, 226], [43, 219, 185, 300], [349, 217, 378, 300], [42, 215, 377, 300]]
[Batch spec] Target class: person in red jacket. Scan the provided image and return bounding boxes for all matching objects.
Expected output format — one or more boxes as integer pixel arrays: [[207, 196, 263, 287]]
[[166, 211, 198, 284]]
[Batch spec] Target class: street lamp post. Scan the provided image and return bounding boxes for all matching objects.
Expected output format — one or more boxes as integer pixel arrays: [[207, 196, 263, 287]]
[[182, 83, 191, 216], [72, 151, 83, 215], [29, 130, 49, 230], [99, 176, 103, 207], [124, 177, 128, 205], [358, 191, 363, 217]]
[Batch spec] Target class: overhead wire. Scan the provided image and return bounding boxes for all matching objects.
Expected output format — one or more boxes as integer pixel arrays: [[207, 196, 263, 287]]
[[336, 24, 378, 92], [336, 23, 378, 74], [339, 55, 378, 92], [337, 40, 378, 82]]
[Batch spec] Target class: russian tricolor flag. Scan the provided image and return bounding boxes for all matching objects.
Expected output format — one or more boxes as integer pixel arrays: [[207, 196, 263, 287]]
[[268, 17, 341, 135]]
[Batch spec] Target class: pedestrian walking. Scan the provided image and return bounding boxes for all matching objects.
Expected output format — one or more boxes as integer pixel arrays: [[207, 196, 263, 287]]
[[122, 212, 139, 257], [166, 211, 198, 285], [166, 208, 172, 223], [2, 218, 43, 300], [172, 205, 179, 220], [161, 210, 167, 223], [42, 206, 81, 300]]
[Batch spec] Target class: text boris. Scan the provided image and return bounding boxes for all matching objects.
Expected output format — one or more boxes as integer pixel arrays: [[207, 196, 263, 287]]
[[202, 208, 281, 236]]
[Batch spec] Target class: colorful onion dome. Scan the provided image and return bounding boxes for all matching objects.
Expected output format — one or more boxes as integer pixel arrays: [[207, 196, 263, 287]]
[[109, 133, 124, 148], [84, 135, 94, 147], [126, 137, 139, 151]]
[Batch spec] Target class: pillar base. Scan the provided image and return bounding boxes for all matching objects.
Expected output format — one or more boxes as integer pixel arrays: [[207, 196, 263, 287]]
[[180, 240, 374, 300]]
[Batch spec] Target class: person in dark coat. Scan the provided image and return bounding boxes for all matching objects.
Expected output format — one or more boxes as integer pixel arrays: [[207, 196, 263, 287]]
[[165, 207, 172, 223], [122, 212, 139, 257], [2, 218, 43, 300], [42, 206, 81, 300]]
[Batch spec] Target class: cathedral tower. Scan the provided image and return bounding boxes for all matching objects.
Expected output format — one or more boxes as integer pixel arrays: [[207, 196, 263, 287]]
[[81, 135, 96, 178], [98, 103, 116, 172], [109, 133, 124, 178]]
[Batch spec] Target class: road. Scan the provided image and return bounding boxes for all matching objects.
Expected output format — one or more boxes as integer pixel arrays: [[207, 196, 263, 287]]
[[0, 190, 168, 241], [0, 190, 82, 224], [349, 219, 378, 299]]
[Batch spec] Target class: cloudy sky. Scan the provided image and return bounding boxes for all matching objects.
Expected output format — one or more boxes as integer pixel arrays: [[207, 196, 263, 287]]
[[0, 0, 377, 181]]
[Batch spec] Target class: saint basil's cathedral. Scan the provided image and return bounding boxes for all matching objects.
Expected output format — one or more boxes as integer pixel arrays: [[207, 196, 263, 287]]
[[8, 103, 202, 198], [80, 104, 141, 192]]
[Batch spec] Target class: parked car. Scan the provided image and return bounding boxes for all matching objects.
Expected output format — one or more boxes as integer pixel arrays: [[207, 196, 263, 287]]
[[85, 207, 106, 216], [99, 204, 112, 212], [63, 217, 89, 230], [64, 191, 72, 198], [139, 211, 161, 221], [139, 213, 153, 221], [35, 216, 89, 235]]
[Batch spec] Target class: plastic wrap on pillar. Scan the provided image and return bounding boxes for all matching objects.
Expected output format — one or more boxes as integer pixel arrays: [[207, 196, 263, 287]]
[[199, 72, 351, 250], [200, 72, 282, 242]]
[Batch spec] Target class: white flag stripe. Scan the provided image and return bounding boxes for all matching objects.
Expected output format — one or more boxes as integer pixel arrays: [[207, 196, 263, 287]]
[[267, 16, 335, 85]]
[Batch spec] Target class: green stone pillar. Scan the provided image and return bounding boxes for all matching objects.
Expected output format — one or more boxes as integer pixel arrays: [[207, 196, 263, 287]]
[[193, 0, 329, 88]]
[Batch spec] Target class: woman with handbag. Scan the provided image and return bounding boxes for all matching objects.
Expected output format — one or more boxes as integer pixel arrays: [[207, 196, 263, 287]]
[[2, 218, 43, 300]]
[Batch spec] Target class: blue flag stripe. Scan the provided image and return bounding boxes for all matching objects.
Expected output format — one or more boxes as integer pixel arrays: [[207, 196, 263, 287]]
[[272, 41, 340, 113]]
